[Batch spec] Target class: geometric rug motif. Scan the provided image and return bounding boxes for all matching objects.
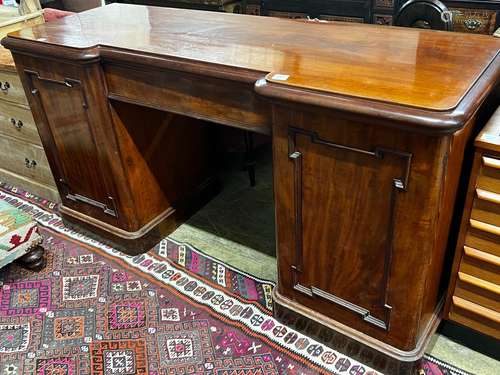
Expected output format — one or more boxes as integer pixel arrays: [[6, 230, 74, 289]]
[[0, 279, 50, 317], [107, 300, 147, 331], [35, 357, 78, 375], [62, 274, 100, 301], [0, 323, 30, 353], [0, 183, 474, 375], [90, 339, 148, 375], [156, 320, 214, 369], [41, 307, 96, 349]]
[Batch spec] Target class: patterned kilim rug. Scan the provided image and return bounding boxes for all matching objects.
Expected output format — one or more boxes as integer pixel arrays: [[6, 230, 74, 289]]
[[0, 184, 472, 375]]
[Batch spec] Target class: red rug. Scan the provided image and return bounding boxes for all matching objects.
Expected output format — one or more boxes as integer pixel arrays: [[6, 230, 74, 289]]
[[0, 184, 470, 375]]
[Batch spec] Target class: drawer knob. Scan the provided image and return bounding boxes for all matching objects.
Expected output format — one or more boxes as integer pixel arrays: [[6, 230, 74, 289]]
[[0, 81, 10, 92], [10, 118, 23, 130], [24, 158, 37, 169]]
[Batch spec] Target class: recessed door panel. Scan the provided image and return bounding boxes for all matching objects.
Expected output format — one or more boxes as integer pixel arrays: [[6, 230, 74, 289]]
[[26, 71, 117, 221], [288, 127, 411, 330]]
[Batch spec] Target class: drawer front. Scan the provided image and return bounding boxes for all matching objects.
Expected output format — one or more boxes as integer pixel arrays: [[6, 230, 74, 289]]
[[0, 70, 28, 105], [470, 192, 500, 228], [104, 64, 271, 134], [449, 296, 500, 339], [475, 156, 500, 194], [465, 228, 500, 258], [0, 101, 40, 145], [454, 272, 499, 312], [459, 245, 500, 286], [0, 167, 59, 202], [450, 8, 498, 35], [0, 135, 55, 186]]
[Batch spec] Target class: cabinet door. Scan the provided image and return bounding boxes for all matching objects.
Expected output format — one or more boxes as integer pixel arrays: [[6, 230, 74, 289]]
[[25, 70, 118, 221], [277, 125, 412, 331]]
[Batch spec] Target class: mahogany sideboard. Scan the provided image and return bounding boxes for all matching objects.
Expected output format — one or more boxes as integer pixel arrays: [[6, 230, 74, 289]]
[[2, 4, 500, 371]]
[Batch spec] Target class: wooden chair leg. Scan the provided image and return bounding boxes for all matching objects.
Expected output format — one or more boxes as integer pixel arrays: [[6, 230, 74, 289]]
[[16, 245, 46, 271]]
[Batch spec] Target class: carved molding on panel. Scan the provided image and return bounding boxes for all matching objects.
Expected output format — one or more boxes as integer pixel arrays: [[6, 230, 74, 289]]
[[59, 179, 118, 217], [25, 70, 88, 108], [287, 127, 412, 331], [25, 69, 118, 218]]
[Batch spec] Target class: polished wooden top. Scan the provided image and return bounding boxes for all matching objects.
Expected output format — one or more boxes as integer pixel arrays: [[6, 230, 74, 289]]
[[3, 3, 500, 111]]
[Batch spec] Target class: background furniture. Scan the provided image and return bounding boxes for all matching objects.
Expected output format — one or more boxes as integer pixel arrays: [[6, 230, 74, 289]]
[[444, 107, 500, 340], [395, 0, 453, 30], [0, 200, 45, 270], [261, 0, 499, 34], [110, 0, 499, 34], [59, 0, 102, 12], [112, 0, 246, 13], [4, 5, 499, 372], [262, 0, 389, 24], [0, 3, 43, 38], [395, 0, 499, 34], [0, 8, 59, 202]]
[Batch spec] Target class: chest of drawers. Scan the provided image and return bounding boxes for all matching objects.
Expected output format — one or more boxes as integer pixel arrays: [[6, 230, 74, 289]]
[[0, 45, 59, 201], [444, 107, 500, 339]]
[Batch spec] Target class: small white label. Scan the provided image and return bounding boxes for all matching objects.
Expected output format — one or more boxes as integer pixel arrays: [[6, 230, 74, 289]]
[[271, 74, 290, 81]]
